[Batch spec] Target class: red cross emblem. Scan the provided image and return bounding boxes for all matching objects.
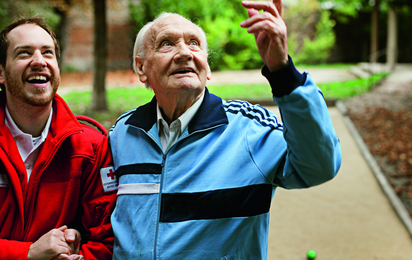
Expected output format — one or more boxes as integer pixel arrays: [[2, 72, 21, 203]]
[[107, 169, 115, 180]]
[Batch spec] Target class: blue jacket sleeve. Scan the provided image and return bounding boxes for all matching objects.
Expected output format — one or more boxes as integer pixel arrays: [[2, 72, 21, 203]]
[[261, 57, 342, 188]]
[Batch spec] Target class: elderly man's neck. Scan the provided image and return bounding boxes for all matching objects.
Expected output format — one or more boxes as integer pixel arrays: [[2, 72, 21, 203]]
[[156, 88, 204, 125]]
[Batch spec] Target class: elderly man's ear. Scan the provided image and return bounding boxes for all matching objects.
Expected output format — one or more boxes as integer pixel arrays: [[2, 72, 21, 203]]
[[135, 57, 147, 83]]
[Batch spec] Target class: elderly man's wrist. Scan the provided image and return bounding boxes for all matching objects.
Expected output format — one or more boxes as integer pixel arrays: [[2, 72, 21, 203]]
[[262, 55, 306, 97]]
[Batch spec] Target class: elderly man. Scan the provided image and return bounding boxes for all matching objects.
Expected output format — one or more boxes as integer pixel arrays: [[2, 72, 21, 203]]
[[109, 0, 342, 259], [0, 16, 117, 260]]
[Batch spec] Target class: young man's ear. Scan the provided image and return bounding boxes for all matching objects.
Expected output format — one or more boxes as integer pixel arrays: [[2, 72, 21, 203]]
[[135, 57, 147, 83], [0, 65, 5, 85]]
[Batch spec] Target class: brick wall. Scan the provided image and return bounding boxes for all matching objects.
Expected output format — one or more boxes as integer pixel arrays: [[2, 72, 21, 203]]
[[63, 0, 134, 72]]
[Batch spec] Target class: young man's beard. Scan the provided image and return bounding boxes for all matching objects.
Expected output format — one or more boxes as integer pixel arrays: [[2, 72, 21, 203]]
[[4, 69, 59, 106]]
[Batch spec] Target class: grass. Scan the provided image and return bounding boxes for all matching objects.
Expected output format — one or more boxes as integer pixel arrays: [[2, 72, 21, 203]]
[[297, 63, 356, 69], [317, 72, 387, 100], [61, 72, 387, 130]]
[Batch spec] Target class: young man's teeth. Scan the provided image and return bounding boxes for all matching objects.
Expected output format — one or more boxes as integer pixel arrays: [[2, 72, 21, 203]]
[[28, 75, 47, 82]]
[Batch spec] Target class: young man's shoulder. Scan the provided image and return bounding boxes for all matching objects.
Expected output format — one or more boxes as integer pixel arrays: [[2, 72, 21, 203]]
[[69, 115, 109, 152], [76, 115, 108, 136]]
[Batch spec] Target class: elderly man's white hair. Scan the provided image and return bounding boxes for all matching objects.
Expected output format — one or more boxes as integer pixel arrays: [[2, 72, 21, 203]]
[[132, 12, 209, 89]]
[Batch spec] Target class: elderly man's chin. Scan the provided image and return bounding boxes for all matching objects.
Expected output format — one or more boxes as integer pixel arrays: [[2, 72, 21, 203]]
[[171, 78, 206, 91]]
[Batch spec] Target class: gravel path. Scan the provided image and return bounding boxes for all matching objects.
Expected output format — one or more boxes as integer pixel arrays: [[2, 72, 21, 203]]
[[344, 63, 412, 216]]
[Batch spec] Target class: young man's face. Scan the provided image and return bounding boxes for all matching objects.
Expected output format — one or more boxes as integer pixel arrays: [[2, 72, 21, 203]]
[[138, 15, 211, 98], [0, 23, 60, 107]]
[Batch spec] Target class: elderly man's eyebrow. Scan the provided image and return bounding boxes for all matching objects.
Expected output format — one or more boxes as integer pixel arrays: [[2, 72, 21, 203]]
[[156, 32, 179, 42]]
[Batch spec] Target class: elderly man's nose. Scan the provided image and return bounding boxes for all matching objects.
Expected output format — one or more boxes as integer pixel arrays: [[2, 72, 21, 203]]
[[174, 44, 193, 61]]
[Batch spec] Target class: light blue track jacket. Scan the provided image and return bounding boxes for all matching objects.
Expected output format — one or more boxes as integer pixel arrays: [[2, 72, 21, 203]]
[[109, 60, 342, 260]]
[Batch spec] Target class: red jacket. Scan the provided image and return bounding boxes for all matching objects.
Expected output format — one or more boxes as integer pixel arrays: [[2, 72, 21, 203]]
[[0, 93, 117, 259]]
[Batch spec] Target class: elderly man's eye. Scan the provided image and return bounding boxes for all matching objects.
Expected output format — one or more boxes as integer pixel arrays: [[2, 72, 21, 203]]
[[189, 40, 199, 46], [162, 41, 172, 47]]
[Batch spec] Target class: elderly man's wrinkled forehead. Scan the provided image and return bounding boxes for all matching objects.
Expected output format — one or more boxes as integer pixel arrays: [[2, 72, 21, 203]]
[[144, 15, 205, 49]]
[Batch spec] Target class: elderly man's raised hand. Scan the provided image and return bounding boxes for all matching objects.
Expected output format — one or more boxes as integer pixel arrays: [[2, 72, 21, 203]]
[[240, 0, 288, 72]]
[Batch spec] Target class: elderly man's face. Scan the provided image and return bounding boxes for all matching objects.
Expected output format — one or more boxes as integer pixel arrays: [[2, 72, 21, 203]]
[[138, 15, 211, 97]]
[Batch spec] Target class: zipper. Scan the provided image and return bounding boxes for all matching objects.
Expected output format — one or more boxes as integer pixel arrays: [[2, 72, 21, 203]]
[[154, 153, 166, 260], [23, 129, 83, 240], [134, 124, 225, 259]]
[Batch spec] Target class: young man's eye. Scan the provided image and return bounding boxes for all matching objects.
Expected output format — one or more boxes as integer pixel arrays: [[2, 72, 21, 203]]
[[18, 50, 30, 55]]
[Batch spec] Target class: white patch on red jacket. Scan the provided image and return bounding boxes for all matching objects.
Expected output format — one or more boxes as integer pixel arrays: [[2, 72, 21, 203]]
[[100, 166, 118, 192], [0, 174, 9, 188]]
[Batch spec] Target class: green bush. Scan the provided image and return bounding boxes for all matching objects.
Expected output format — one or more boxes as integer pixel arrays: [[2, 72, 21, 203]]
[[129, 0, 263, 71], [285, 0, 336, 64], [128, 0, 337, 70]]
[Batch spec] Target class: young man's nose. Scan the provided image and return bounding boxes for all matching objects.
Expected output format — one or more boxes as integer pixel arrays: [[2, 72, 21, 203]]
[[30, 51, 47, 68]]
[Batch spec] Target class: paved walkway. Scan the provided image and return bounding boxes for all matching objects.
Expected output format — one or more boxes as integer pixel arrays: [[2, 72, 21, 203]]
[[207, 66, 358, 86], [266, 106, 412, 260]]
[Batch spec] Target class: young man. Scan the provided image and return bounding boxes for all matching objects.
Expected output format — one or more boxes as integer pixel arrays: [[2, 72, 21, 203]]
[[0, 16, 117, 260], [109, 0, 342, 259]]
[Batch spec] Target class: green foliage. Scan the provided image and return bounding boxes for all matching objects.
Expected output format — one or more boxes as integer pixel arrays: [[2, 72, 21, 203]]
[[0, 0, 60, 31], [128, 0, 340, 69], [128, 0, 262, 71], [286, 0, 336, 64], [323, 0, 365, 17], [318, 0, 412, 23]]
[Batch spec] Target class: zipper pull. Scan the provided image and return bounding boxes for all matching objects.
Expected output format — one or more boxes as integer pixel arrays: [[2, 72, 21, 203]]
[[161, 155, 166, 167], [95, 205, 101, 218]]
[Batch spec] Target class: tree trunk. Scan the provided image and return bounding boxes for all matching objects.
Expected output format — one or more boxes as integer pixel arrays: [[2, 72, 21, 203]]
[[90, 0, 108, 111], [386, 5, 398, 71], [370, 0, 379, 63], [54, 7, 69, 71]]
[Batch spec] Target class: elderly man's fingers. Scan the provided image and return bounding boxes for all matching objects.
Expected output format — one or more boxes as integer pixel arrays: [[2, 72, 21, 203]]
[[241, 11, 272, 28], [272, 0, 283, 16], [57, 225, 68, 232], [64, 229, 82, 254], [27, 228, 72, 260], [245, 18, 286, 37], [53, 253, 83, 260], [242, 1, 281, 17], [241, 11, 285, 35], [247, 7, 259, 18], [64, 229, 78, 243]]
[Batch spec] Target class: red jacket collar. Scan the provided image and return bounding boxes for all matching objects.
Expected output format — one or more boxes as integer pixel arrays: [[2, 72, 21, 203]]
[[0, 92, 83, 141]]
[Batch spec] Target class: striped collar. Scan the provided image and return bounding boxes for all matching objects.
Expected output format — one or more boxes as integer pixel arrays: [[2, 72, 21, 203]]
[[125, 88, 228, 133]]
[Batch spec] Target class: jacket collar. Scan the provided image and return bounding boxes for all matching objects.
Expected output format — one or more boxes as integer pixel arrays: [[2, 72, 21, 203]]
[[0, 92, 83, 141], [125, 88, 228, 133]]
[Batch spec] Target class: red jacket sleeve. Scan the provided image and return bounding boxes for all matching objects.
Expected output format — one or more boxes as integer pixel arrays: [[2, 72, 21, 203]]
[[75, 125, 117, 259], [0, 239, 32, 259]]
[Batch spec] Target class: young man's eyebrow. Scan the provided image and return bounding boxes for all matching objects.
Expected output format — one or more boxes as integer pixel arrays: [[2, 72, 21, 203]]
[[13, 45, 54, 53]]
